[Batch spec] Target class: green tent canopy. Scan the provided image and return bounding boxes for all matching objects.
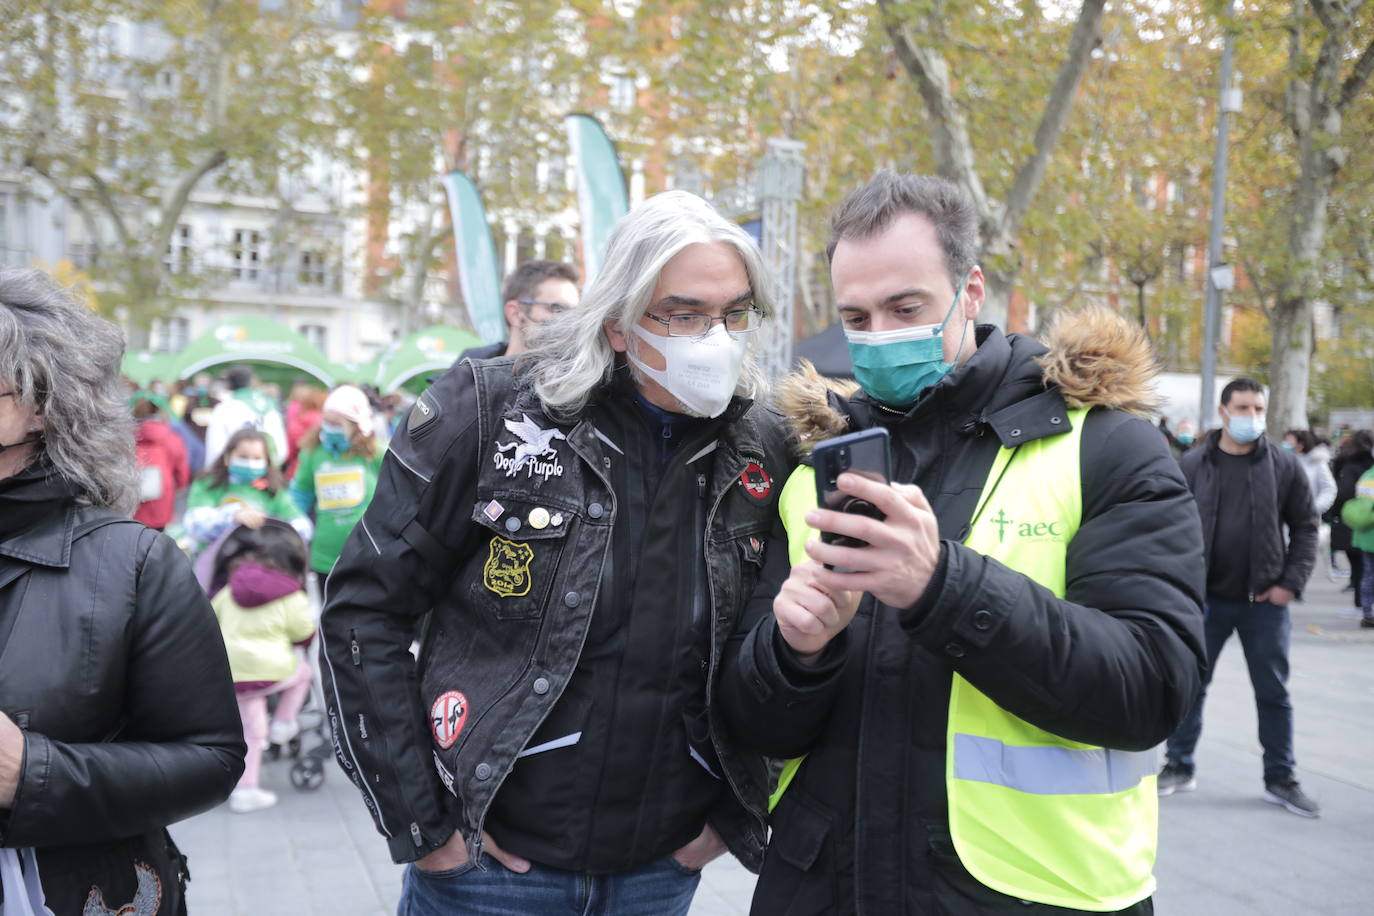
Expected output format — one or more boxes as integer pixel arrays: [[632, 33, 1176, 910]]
[[121, 350, 179, 386], [373, 325, 483, 394], [170, 315, 342, 388]]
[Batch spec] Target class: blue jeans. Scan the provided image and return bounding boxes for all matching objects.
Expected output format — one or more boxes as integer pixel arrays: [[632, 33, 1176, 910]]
[[1166, 599, 1295, 784], [1359, 550, 1374, 617], [397, 853, 701, 916]]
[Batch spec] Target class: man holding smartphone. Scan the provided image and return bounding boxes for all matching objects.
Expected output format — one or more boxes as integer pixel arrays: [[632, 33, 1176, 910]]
[[718, 171, 1206, 915]]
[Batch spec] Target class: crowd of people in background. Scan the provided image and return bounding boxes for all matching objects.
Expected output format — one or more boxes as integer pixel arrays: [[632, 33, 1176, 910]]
[[123, 362, 405, 816], [1160, 414, 1374, 629]]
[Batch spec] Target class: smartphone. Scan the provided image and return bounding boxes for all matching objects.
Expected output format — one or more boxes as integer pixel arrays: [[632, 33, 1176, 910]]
[[812, 427, 892, 557]]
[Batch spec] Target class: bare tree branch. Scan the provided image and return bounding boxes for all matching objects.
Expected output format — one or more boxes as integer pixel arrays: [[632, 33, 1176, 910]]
[[81, 167, 134, 254], [1307, 0, 1343, 33], [1338, 34, 1374, 110], [876, 0, 991, 221], [154, 147, 228, 253], [999, 0, 1107, 240]]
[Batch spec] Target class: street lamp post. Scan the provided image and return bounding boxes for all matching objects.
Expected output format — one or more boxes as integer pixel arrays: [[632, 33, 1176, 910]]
[[1200, 0, 1240, 426], [757, 138, 804, 380]]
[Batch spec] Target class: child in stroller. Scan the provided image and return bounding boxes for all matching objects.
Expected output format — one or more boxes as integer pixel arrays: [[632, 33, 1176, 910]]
[[204, 519, 314, 813]]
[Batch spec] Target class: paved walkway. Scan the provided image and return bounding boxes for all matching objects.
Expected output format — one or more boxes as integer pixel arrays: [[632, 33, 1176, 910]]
[[173, 574, 1374, 914]]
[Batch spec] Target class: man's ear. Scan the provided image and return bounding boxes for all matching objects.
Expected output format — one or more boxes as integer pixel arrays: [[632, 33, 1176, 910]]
[[605, 318, 630, 354], [962, 265, 986, 322], [503, 299, 524, 331]]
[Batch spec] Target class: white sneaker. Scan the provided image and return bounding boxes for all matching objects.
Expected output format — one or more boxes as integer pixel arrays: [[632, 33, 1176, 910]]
[[268, 719, 301, 746], [229, 787, 279, 814]]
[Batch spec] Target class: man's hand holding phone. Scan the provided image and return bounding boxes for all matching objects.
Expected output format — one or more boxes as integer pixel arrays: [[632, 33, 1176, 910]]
[[804, 472, 942, 610], [774, 562, 861, 664]]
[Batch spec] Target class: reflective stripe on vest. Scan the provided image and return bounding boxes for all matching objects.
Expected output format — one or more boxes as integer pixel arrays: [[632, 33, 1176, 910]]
[[953, 735, 1156, 796], [951, 406, 1157, 911]]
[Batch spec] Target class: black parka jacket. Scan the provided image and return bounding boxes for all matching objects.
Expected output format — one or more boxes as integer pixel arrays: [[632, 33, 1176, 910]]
[[0, 499, 244, 914], [719, 315, 1207, 915], [1179, 430, 1317, 599], [320, 358, 792, 869]]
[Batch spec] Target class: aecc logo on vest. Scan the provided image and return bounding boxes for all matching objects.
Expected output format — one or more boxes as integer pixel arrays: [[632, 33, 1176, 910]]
[[988, 509, 1067, 544]]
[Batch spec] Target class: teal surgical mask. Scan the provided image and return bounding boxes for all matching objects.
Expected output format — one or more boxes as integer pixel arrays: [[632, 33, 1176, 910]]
[[227, 459, 268, 485], [1178, 433, 1195, 446], [845, 274, 970, 409], [320, 423, 350, 455], [1224, 411, 1265, 444]]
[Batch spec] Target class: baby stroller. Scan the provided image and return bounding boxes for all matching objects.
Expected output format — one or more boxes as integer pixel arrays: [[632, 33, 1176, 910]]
[[195, 518, 332, 792]]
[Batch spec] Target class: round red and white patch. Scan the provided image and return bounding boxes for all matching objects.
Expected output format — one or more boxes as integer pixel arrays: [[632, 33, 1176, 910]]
[[739, 462, 772, 500], [430, 691, 468, 750]]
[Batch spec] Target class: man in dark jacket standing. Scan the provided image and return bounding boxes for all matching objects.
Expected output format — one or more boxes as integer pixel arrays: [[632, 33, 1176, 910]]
[[320, 192, 790, 915], [457, 260, 581, 361], [718, 172, 1206, 915], [1160, 378, 1320, 816]]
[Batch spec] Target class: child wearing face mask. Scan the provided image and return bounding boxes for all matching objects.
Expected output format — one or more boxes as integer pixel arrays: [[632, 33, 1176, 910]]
[[288, 385, 385, 581], [210, 525, 315, 813], [184, 428, 312, 554]]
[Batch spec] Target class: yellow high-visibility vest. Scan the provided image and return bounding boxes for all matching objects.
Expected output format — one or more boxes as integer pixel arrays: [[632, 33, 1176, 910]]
[[773, 408, 1158, 910]]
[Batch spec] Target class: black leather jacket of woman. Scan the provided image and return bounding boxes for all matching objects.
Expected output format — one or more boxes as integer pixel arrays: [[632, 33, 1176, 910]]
[[0, 469, 244, 913]]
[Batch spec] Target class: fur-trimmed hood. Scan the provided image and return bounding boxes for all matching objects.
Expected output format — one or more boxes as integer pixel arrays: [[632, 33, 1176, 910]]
[[778, 305, 1160, 455]]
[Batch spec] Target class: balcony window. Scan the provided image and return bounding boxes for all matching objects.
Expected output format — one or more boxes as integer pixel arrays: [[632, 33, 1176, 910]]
[[299, 249, 328, 287], [232, 229, 263, 281]]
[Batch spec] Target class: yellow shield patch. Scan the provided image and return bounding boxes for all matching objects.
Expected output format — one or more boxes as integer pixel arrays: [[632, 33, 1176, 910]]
[[483, 537, 535, 598]]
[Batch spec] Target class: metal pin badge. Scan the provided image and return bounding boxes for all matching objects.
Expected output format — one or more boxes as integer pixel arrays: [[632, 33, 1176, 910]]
[[528, 507, 551, 530], [550, 513, 564, 527]]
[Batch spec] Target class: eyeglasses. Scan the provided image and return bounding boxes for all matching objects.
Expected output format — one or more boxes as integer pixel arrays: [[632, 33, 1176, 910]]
[[643, 307, 765, 338], [518, 299, 573, 316]]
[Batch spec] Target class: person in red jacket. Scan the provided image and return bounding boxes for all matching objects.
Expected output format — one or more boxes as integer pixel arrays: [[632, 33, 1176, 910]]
[[132, 392, 190, 531], [284, 382, 326, 478]]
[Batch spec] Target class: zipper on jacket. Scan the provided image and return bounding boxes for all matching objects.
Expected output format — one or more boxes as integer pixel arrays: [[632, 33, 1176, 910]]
[[350, 637, 362, 666], [692, 473, 708, 626], [702, 457, 769, 827], [410, 822, 423, 848]]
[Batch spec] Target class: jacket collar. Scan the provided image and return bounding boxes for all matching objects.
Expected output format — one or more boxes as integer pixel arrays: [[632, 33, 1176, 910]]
[[0, 499, 77, 570]]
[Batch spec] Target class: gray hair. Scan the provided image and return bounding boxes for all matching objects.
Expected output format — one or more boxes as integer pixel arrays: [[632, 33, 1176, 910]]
[[0, 268, 138, 512], [826, 171, 978, 287], [521, 190, 774, 419]]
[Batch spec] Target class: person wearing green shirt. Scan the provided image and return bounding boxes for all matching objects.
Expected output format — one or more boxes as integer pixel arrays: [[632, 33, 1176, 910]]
[[289, 385, 384, 575], [1340, 463, 1374, 628], [184, 427, 313, 554]]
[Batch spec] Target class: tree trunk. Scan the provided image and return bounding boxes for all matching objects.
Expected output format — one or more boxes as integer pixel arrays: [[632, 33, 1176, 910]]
[[980, 248, 1018, 330], [1268, 291, 1313, 429], [1266, 2, 1373, 431]]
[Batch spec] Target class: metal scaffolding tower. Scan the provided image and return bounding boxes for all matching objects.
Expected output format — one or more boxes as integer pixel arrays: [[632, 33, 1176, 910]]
[[757, 138, 804, 380]]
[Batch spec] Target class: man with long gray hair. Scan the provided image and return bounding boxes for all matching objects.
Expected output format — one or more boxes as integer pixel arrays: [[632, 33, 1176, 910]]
[[321, 191, 792, 914]]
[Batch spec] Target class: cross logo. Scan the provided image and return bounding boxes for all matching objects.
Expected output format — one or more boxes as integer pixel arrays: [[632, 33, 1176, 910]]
[[992, 509, 1013, 543]]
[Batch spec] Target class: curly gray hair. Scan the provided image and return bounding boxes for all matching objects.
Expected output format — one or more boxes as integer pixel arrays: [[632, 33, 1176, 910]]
[[520, 190, 774, 419], [0, 268, 138, 512]]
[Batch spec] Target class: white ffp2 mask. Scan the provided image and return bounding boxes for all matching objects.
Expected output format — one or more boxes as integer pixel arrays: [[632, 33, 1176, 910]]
[[628, 323, 748, 418]]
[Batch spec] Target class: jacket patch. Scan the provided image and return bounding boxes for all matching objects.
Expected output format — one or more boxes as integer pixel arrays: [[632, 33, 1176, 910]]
[[408, 391, 440, 435], [493, 414, 566, 481], [483, 537, 534, 597], [739, 462, 773, 500], [430, 691, 469, 750], [434, 750, 457, 794], [83, 862, 163, 916]]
